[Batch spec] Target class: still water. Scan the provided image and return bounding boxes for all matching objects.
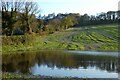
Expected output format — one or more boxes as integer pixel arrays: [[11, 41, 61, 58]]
[[2, 50, 118, 78]]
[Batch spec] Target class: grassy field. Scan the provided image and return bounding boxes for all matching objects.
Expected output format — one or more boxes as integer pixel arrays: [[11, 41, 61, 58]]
[[1, 24, 119, 53]]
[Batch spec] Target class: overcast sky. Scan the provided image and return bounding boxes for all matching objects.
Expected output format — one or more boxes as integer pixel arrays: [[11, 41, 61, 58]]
[[37, 0, 119, 16]]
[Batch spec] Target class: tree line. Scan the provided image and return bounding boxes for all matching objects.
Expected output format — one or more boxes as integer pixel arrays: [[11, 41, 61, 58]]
[[78, 11, 120, 26], [1, 1, 120, 36]]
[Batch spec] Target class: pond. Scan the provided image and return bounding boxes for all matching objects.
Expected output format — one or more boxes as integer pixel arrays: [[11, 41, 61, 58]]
[[2, 50, 119, 78]]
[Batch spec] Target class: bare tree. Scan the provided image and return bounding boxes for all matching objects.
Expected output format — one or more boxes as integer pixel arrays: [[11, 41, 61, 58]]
[[1, 0, 24, 35], [21, 1, 40, 34]]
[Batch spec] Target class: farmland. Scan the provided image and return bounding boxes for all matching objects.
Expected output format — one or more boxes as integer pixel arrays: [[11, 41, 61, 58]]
[[2, 24, 119, 53]]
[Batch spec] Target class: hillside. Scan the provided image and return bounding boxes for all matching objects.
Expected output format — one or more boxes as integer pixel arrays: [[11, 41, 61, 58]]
[[2, 24, 119, 53]]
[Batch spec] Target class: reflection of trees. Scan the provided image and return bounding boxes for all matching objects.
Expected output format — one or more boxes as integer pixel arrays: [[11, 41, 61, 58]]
[[35, 51, 77, 69], [2, 51, 118, 74], [2, 52, 37, 74], [77, 55, 118, 72]]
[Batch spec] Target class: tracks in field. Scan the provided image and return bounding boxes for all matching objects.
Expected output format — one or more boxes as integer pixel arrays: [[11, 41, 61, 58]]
[[41, 25, 118, 46], [36, 25, 118, 51]]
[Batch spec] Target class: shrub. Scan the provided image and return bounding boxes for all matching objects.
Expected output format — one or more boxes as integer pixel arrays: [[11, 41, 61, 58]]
[[2, 34, 36, 46]]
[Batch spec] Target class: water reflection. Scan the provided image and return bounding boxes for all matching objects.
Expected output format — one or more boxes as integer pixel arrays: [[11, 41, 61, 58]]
[[2, 50, 118, 77]]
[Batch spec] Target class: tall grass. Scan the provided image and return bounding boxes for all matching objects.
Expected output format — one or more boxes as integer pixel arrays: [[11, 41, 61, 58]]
[[2, 34, 36, 46]]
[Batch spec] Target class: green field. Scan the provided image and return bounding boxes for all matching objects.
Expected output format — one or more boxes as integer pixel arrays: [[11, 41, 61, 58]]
[[1, 24, 119, 53]]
